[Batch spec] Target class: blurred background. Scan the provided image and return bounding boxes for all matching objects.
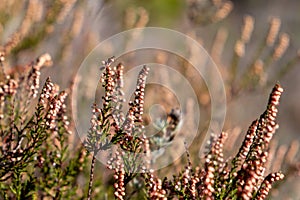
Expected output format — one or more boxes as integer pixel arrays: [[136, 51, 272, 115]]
[[1, 0, 299, 199]]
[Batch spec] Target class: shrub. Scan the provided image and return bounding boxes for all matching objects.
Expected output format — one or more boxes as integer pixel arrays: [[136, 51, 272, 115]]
[[84, 57, 287, 200]]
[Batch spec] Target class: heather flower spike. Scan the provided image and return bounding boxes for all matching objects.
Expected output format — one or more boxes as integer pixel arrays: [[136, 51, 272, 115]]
[[229, 83, 284, 199], [86, 58, 152, 199]]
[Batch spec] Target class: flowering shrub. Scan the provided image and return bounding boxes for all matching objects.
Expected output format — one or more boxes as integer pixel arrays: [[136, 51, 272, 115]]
[[84, 58, 288, 200], [0, 54, 86, 199], [0, 54, 294, 199], [0, 1, 299, 199]]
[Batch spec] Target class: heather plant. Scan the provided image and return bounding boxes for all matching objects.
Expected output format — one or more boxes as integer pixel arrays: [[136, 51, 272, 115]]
[[83, 58, 295, 199], [0, 53, 86, 199], [0, 52, 297, 199], [0, 0, 299, 199]]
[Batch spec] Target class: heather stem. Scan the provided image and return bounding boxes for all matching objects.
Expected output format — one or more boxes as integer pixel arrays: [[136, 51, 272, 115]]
[[87, 154, 96, 200]]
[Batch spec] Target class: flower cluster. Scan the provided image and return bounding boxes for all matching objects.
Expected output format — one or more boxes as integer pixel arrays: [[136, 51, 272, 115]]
[[88, 52, 299, 200], [111, 65, 149, 152], [0, 78, 18, 112], [0, 54, 55, 173], [86, 58, 151, 199], [143, 169, 167, 200], [107, 151, 126, 200], [84, 55, 291, 199], [26, 53, 52, 98], [85, 57, 117, 154], [0, 50, 85, 198], [132, 83, 286, 200]]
